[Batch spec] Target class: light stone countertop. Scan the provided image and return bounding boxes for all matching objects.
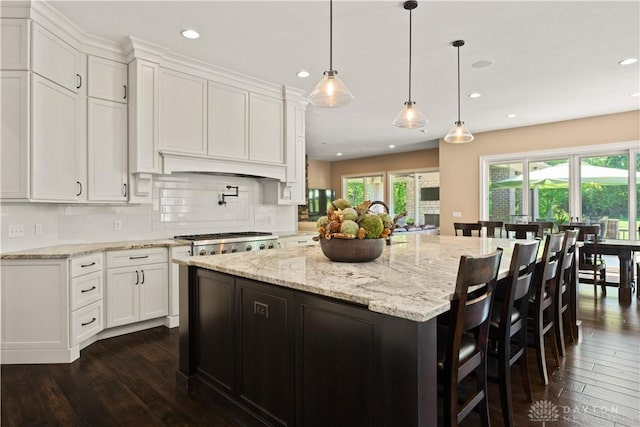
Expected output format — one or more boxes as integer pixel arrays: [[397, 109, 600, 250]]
[[174, 234, 529, 322], [1, 239, 190, 259]]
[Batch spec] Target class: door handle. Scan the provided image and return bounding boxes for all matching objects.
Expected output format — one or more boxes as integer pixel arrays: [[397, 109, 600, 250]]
[[123, 85, 127, 100], [141, 269, 145, 284], [135, 270, 139, 285], [123, 183, 127, 197], [76, 181, 82, 196], [76, 74, 82, 89]]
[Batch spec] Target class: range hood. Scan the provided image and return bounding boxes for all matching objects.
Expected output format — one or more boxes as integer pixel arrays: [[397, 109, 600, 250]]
[[161, 151, 287, 182]]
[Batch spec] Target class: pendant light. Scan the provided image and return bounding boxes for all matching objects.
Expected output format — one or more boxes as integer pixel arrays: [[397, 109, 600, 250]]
[[444, 40, 474, 143], [393, 0, 427, 129], [308, 0, 353, 107]]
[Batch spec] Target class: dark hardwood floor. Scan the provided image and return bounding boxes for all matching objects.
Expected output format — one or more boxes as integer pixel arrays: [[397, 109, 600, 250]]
[[2, 285, 639, 426]]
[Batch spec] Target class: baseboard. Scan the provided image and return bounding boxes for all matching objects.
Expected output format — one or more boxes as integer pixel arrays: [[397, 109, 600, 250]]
[[1, 346, 80, 364], [164, 315, 179, 328]]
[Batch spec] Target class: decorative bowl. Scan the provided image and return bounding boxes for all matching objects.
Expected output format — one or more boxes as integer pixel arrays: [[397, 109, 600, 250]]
[[319, 238, 385, 262]]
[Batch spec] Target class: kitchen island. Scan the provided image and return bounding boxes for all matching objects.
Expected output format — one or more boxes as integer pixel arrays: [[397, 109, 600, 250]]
[[173, 234, 524, 427]]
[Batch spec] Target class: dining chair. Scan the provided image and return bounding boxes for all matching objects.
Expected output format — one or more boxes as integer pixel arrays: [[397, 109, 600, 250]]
[[554, 229, 579, 357], [505, 223, 541, 240], [453, 222, 482, 237], [478, 220, 504, 238], [528, 233, 564, 385], [529, 221, 554, 238], [488, 240, 539, 427], [437, 249, 503, 427], [559, 224, 607, 298]]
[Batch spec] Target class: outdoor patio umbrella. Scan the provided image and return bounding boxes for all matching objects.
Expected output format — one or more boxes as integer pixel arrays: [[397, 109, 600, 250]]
[[491, 163, 633, 189]]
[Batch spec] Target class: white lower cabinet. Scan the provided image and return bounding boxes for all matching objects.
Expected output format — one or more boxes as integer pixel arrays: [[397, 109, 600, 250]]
[[106, 248, 168, 328], [0, 252, 104, 364]]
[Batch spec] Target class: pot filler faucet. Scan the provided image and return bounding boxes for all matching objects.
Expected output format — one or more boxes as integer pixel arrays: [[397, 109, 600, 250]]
[[219, 185, 239, 206]]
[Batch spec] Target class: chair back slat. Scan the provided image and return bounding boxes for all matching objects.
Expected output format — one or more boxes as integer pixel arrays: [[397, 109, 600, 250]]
[[454, 222, 482, 237], [478, 221, 504, 238], [505, 223, 541, 239], [510, 241, 540, 301], [532, 233, 564, 302]]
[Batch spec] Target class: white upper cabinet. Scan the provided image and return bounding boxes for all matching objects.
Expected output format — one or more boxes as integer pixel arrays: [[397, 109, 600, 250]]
[[88, 98, 128, 201], [249, 93, 283, 164], [1, 19, 29, 70], [0, 71, 29, 199], [208, 81, 248, 160], [128, 59, 160, 174], [31, 23, 83, 93], [31, 73, 86, 201], [88, 56, 127, 103], [158, 67, 207, 155]]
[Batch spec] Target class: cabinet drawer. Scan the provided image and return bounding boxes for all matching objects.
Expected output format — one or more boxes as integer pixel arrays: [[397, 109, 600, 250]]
[[106, 248, 168, 268], [70, 253, 103, 278], [70, 270, 103, 311], [70, 300, 103, 347]]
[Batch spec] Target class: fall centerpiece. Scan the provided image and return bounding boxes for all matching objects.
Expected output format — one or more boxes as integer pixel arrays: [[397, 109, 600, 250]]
[[313, 199, 404, 262]]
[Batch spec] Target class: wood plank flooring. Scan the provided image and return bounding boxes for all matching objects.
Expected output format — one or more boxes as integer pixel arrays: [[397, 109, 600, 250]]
[[2, 284, 639, 426]]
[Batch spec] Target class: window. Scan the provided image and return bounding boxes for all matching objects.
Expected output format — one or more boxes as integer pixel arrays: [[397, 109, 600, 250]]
[[480, 142, 639, 240], [389, 170, 439, 226], [343, 174, 384, 206]]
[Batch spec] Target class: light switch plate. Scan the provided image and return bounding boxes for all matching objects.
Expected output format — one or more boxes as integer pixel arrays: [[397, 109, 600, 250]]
[[452, 212, 462, 218], [8, 224, 24, 238], [113, 220, 122, 231]]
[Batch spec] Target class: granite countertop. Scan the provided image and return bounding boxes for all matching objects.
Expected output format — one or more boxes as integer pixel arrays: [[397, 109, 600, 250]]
[[1, 239, 190, 259], [174, 234, 526, 322]]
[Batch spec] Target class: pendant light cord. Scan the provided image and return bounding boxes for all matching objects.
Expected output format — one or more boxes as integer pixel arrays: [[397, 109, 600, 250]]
[[408, 7, 413, 103], [329, 0, 333, 71], [457, 44, 461, 122]]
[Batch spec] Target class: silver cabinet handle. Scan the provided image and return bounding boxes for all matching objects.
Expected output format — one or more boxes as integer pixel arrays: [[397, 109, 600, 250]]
[[81, 286, 96, 293]]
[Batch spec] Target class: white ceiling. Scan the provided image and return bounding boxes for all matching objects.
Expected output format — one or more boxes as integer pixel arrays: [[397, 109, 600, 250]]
[[49, 0, 640, 161]]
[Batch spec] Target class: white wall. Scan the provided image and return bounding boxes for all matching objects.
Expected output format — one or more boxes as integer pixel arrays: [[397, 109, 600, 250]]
[[0, 173, 296, 252]]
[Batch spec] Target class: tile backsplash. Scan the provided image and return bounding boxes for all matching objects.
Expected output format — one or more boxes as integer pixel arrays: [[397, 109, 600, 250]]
[[0, 173, 297, 252]]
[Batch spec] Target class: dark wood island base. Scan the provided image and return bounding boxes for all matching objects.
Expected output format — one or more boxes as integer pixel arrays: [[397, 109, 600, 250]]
[[176, 266, 438, 427]]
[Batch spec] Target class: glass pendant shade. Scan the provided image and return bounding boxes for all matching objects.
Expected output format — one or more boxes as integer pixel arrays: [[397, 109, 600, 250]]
[[308, 70, 354, 108], [444, 120, 474, 143], [393, 101, 427, 129]]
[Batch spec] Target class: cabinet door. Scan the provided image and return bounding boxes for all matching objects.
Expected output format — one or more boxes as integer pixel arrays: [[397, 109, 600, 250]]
[[158, 68, 207, 154], [31, 73, 84, 201], [31, 23, 82, 93], [139, 262, 169, 321], [237, 279, 293, 427], [106, 266, 140, 327], [1, 19, 29, 70], [0, 71, 29, 199], [249, 93, 283, 164], [128, 59, 160, 173], [88, 56, 127, 103], [195, 269, 236, 393], [88, 98, 127, 201], [208, 82, 248, 159]]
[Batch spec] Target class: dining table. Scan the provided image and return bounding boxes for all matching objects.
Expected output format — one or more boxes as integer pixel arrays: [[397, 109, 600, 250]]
[[582, 239, 640, 304]]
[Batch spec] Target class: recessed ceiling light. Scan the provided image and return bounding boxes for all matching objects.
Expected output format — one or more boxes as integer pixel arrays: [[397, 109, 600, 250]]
[[469, 92, 481, 98], [619, 58, 638, 66], [296, 70, 310, 78], [506, 113, 517, 118], [181, 29, 200, 39], [630, 92, 640, 97], [336, 152, 343, 156], [472, 60, 493, 69], [388, 145, 396, 149]]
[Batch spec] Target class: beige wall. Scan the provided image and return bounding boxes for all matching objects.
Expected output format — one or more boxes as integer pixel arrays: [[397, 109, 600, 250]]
[[307, 159, 332, 188], [439, 110, 640, 236], [330, 148, 440, 199]]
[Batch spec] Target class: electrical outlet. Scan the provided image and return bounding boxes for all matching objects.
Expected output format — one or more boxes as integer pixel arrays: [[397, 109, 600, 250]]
[[452, 212, 462, 218], [8, 224, 24, 238], [35, 223, 43, 236], [113, 220, 122, 231]]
